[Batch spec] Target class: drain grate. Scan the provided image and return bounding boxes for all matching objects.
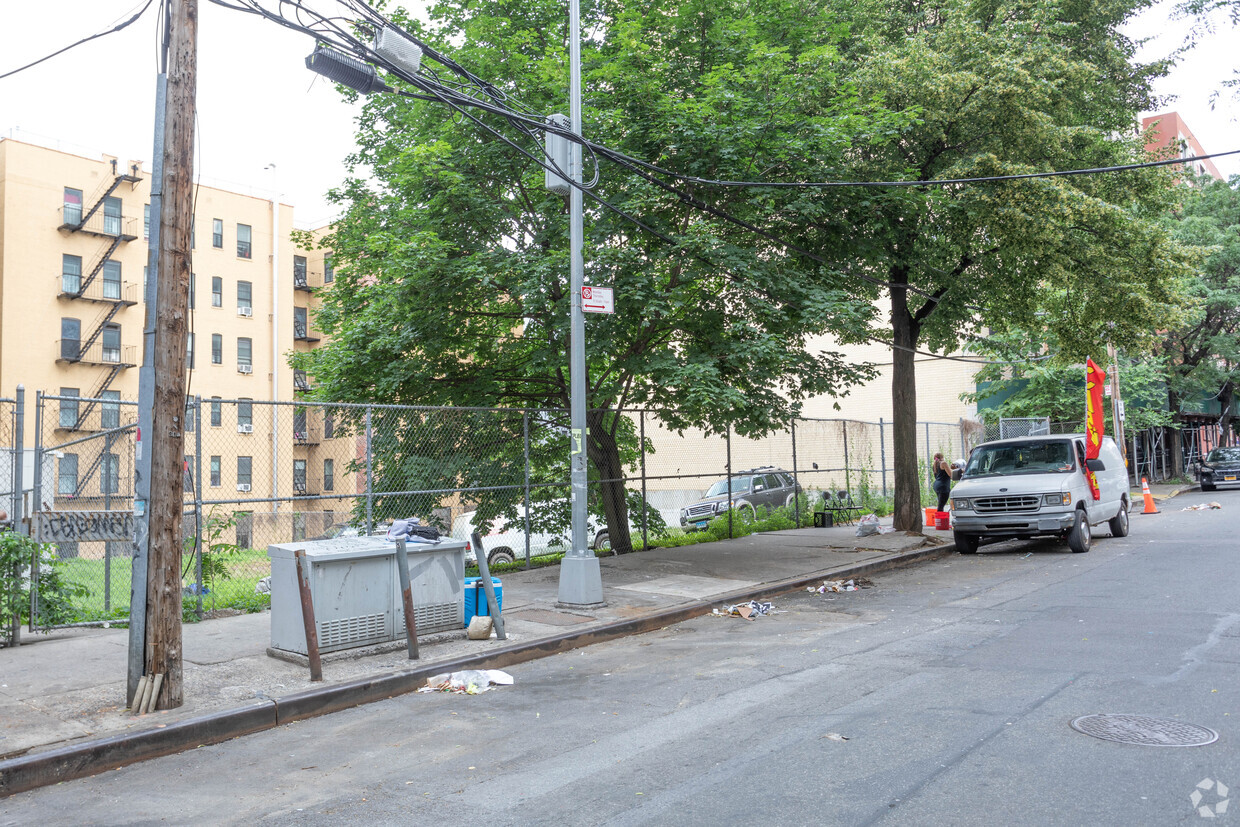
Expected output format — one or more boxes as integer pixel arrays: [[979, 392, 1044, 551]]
[[1070, 714, 1219, 747]]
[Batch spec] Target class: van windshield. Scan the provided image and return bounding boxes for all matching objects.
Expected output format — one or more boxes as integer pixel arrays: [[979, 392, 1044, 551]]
[[964, 440, 1076, 477]]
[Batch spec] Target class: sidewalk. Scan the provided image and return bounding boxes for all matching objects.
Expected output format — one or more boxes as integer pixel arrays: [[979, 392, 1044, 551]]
[[0, 518, 952, 795]]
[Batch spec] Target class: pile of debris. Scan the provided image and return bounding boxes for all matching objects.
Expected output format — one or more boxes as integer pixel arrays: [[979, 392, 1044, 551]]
[[1180, 502, 1222, 511], [712, 600, 777, 620], [808, 577, 875, 594]]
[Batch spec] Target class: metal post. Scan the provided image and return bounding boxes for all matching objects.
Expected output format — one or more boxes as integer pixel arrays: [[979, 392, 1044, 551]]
[[879, 418, 888, 498], [194, 395, 203, 618], [129, 72, 167, 706], [523, 412, 532, 567], [557, 0, 603, 607], [294, 549, 322, 681], [790, 418, 800, 526], [104, 429, 113, 615], [726, 424, 733, 538], [30, 392, 43, 630], [640, 411, 648, 548], [842, 420, 850, 494], [471, 532, 507, 640], [393, 538, 419, 659], [364, 406, 374, 535], [13, 386, 24, 536]]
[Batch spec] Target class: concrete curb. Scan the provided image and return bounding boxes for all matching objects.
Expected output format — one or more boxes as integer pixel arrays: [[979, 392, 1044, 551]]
[[0, 541, 949, 797]]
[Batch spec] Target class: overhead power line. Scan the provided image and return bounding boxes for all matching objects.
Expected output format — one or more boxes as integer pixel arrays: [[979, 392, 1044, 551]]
[[0, 0, 158, 81]]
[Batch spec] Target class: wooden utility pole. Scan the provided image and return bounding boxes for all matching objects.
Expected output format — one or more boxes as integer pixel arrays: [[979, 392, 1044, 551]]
[[146, 0, 197, 710]]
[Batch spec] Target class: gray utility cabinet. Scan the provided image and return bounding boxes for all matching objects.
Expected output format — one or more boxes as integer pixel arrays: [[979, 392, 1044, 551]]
[[268, 537, 466, 655]]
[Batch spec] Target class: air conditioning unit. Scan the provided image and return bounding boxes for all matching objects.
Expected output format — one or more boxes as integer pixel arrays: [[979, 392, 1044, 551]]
[[238, 307, 253, 317], [238, 424, 254, 434], [238, 364, 253, 374], [236, 483, 251, 492]]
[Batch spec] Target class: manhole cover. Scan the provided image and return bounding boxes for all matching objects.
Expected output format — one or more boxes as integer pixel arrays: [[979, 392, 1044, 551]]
[[1070, 714, 1219, 747]]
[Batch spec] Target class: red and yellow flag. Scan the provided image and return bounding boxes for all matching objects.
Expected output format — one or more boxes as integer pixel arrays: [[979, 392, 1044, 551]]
[[1084, 358, 1106, 500]]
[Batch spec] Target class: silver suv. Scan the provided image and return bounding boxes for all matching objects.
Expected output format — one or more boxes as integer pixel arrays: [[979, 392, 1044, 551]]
[[679, 467, 801, 531]]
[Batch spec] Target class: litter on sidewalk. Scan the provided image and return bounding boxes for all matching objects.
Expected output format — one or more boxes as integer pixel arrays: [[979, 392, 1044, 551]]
[[808, 577, 875, 594], [854, 514, 895, 537], [418, 669, 514, 695], [1180, 502, 1222, 511], [712, 600, 776, 620]]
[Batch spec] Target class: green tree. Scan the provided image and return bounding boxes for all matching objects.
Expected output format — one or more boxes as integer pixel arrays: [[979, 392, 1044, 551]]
[[301, 0, 893, 550], [1160, 175, 1240, 470], [829, 0, 1195, 529]]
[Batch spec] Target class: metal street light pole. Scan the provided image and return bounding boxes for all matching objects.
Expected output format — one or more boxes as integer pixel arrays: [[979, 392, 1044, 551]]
[[557, 0, 603, 607]]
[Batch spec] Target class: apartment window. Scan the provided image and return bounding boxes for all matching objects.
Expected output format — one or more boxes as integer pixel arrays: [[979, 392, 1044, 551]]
[[324, 413, 334, 440], [293, 255, 307, 287], [293, 407, 307, 436], [184, 454, 195, 492], [101, 391, 121, 430], [103, 196, 122, 236], [237, 280, 252, 312], [212, 218, 223, 248], [210, 456, 221, 487], [237, 223, 252, 259], [238, 399, 253, 428], [189, 272, 195, 309], [294, 306, 308, 338], [102, 324, 121, 363], [323, 255, 334, 284], [61, 254, 82, 294], [144, 204, 151, 239], [324, 458, 335, 491], [293, 459, 307, 492], [237, 456, 252, 487], [210, 397, 222, 427], [186, 332, 194, 369], [191, 216, 196, 249], [238, 337, 253, 368], [211, 334, 222, 364], [60, 318, 81, 361], [59, 388, 80, 429], [185, 398, 195, 432], [144, 266, 149, 300], [212, 276, 222, 307], [101, 453, 120, 495], [58, 453, 78, 495], [63, 187, 83, 225], [102, 260, 122, 300]]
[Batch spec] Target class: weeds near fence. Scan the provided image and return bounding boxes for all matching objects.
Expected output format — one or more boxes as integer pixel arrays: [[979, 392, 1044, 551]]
[[1, 531, 89, 643]]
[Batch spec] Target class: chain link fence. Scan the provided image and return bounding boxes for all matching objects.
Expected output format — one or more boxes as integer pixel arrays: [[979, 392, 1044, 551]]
[[22, 394, 974, 628]]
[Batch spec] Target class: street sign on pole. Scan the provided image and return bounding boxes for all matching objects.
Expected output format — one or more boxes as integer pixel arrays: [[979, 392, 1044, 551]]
[[581, 286, 614, 314]]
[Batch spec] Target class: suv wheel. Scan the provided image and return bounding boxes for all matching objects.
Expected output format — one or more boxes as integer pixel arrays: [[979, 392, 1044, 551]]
[[1067, 511, 1091, 553]]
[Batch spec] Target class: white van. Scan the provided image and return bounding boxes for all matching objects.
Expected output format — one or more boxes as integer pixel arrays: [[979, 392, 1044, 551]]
[[949, 434, 1129, 554]]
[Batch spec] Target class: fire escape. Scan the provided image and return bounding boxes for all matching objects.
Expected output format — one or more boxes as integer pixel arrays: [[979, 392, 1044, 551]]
[[56, 163, 142, 431]]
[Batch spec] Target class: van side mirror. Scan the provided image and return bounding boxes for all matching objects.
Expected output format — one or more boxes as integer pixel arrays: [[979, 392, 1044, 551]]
[[1086, 458, 1106, 473]]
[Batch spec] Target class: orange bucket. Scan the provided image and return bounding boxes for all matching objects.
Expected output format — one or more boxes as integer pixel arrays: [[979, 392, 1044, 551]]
[[924, 507, 936, 527], [934, 511, 951, 530]]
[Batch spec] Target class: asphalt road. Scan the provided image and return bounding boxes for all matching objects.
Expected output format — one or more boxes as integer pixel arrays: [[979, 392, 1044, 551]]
[[4, 490, 1238, 825]]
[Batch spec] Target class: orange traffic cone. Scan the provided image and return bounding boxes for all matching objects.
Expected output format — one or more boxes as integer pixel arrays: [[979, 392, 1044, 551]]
[[1140, 477, 1159, 514]]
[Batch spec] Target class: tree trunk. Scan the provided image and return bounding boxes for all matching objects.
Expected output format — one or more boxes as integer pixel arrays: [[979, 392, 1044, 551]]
[[890, 282, 922, 532], [586, 410, 632, 554], [1220, 381, 1235, 446]]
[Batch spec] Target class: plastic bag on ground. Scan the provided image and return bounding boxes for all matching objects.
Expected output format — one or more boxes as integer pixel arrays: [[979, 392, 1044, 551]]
[[418, 669, 514, 694], [855, 513, 880, 537]]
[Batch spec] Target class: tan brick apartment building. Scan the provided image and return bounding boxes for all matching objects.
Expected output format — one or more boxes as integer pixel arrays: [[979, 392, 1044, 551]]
[[0, 137, 352, 530]]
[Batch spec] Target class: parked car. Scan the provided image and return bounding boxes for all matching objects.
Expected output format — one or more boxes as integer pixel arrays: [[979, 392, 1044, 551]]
[[1198, 446, 1240, 491], [949, 434, 1129, 554], [452, 506, 609, 567], [679, 467, 801, 531]]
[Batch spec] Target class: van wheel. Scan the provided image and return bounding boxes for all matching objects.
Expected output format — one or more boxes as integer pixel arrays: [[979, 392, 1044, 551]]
[[488, 548, 516, 567], [1068, 511, 1091, 553], [954, 532, 979, 554], [593, 531, 611, 552], [1108, 501, 1129, 537]]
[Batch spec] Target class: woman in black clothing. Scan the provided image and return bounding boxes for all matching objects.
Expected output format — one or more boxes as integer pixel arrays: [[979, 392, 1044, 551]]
[[932, 452, 952, 511]]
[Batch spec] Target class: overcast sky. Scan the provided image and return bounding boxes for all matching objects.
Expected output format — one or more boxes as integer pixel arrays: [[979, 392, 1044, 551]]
[[1, 0, 1235, 230]]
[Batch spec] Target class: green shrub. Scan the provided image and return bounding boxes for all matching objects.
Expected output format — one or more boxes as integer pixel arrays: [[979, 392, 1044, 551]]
[[1, 531, 90, 643]]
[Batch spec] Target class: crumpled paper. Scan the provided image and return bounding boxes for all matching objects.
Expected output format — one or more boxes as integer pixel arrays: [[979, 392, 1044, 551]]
[[418, 669, 514, 695], [1181, 502, 1222, 511], [712, 600, 776, 620], [808, 577, 874, 594]]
